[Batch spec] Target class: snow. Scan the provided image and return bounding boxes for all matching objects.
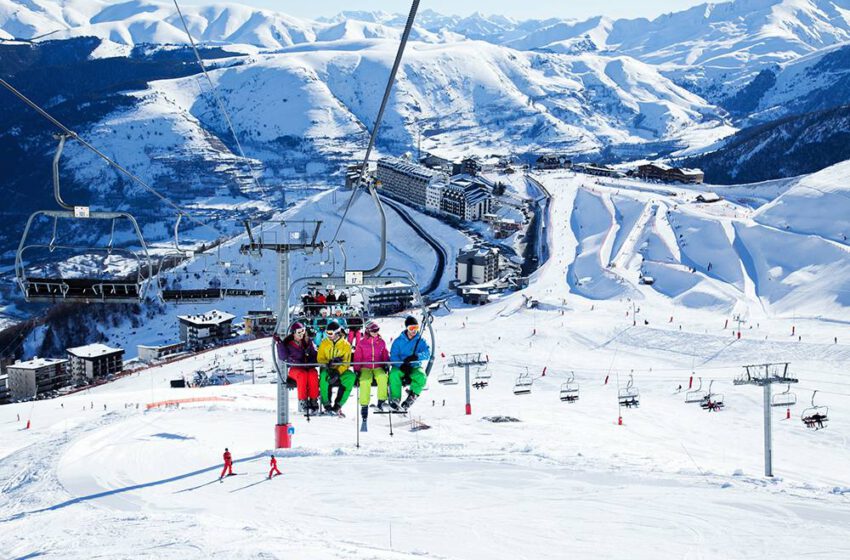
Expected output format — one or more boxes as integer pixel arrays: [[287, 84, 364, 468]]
[[66, 342, 123, 358], [7, 356, 67, 370], [177, 310, 235, 326], [3, 170, 850, 557]]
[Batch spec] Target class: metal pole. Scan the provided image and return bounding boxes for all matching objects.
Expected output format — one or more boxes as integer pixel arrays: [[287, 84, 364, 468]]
[[763, 382, 773, 477], [276, 250, 291, 448], [464, 363, 472, 415]]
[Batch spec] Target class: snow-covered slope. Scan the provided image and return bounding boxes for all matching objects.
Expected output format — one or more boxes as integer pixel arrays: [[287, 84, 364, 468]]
[[3, 169, 850, 559], [54, 37, 727, 186]]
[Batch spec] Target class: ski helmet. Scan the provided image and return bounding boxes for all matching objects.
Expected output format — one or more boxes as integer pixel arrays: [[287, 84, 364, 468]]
[[404, 315, 419, 327], [365, 320, 380, 333]]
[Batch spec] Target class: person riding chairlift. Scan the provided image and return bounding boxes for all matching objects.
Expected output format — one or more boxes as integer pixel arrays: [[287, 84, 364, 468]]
[[388, 315, 431, 411], [275, 322, 319, 415], [316, 321, 356, 416]]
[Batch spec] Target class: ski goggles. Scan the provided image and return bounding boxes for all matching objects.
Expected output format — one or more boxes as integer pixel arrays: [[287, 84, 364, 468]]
[[406, 325, 420, 333], [326, 329, 341, 337], [294, 328, 306, 335]]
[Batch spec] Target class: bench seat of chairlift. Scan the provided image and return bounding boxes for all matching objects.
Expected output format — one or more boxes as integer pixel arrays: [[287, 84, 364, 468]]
[[24, 277, 141, 302]]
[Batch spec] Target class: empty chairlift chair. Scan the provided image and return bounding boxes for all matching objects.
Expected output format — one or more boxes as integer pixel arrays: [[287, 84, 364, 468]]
[[438, 366, 459, 385], [685, 377, 708, 404], [559, 371, 579, 403], [513, 368, 533, 395], [771, 384, 797, 408], [618, 374, 640, 408], [16, 135, 152, 303], [801, 390, 829, 430]]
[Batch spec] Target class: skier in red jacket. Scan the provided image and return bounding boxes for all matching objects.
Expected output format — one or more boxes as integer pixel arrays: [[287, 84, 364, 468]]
[[268, 454, 282, 479], [220, 448, 233, 479]]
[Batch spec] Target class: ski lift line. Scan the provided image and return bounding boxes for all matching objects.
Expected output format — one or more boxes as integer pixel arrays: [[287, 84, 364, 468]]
[[171, 0, 269, 201], [797, 386, 850, 398], [0, 77, 219, 236], [330, 0, 420, 246]]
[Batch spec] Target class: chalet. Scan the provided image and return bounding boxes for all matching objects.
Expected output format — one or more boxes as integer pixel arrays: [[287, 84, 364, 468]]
[[637, 163, 704, 184], [536, 154, 572, 170]]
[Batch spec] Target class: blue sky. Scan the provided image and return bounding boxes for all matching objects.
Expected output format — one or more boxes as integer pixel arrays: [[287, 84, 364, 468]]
[[242, 1, 712, 20]]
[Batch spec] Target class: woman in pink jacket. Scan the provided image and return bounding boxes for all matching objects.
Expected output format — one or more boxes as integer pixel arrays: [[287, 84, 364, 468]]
[[353, 320, 390, 421]]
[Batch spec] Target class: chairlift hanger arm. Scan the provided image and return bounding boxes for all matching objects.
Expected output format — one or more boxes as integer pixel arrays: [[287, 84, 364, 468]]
[[330, 0, 421, 271]]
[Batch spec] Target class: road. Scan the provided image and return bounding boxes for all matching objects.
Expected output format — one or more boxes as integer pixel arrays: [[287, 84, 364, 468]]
[[380, 195, 447, 296]]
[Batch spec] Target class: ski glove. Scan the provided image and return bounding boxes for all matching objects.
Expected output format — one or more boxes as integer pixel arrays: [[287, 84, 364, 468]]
[[286, 377, 298, 390]]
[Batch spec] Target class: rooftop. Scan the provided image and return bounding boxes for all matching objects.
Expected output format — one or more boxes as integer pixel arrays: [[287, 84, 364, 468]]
[[67, 343, 124, 359], [178, 310, 236, 326], [378, 157, 445, 181], [10, 356, 69, 370]]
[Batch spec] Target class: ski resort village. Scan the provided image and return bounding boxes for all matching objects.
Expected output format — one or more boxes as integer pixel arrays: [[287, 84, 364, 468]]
[[2, 0, 850, 558]]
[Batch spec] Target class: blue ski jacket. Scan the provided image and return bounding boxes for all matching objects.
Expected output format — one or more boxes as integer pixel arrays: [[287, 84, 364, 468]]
[[389, 331, 431, 369]]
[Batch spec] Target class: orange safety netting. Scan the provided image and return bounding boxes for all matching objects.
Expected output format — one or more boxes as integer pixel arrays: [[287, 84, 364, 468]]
[[146, 396, 236, 410]]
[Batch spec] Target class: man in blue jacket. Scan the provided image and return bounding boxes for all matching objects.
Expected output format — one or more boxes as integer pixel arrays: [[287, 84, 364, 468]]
[[388, 315, 431, 411]]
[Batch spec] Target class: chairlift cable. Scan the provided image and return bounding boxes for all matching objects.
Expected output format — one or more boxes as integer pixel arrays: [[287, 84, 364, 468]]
[[0, 77, 219, 236], [330, 0, 420, 246], [171, 0, 271, 204]]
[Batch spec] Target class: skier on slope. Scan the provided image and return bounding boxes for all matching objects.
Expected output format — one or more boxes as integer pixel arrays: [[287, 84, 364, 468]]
[[388, 315, 431, 411], [275, 322, 319, 415], [316, 321, 356, 416], [220, 448, 234, 480], [353, 320, 390, 425], [268, 454, 282, 479]]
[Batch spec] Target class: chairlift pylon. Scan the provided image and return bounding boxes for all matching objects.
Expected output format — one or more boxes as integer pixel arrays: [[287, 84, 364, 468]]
[[801, 390, 829, 430], [15, 134, 153, 303]]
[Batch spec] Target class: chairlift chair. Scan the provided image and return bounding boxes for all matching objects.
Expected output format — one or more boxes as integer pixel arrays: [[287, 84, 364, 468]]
[[618, 374, 640, 408], [771, 384, 797, 408], [438, 365, 459, 385], [473, 362, 491, 380], [16, 135, 153, 303], [559, 371, 579, 403], [700, 380, 724, 411], [513, 368, 533, 395], [801, 390, 829, 430], [274, 270, 436, 390], [685, 376, 708, 404]]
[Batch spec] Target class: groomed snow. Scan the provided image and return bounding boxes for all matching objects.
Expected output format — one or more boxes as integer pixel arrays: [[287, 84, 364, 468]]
[[2, 170, 850, 558]]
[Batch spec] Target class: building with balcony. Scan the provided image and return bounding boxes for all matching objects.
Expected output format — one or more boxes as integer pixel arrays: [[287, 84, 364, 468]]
[[6, 357, 70, 400], [67, 344, 124, 384], [178, 310, 235, 350]]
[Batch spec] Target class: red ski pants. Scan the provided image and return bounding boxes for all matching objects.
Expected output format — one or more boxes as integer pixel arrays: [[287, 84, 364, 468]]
[[269, 465, 282, 478], [290, 367, 319, 400], [220, 461, 233, 478]]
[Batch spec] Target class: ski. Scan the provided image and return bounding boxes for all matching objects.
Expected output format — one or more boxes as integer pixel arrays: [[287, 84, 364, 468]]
[[360, 419, 368, 432]]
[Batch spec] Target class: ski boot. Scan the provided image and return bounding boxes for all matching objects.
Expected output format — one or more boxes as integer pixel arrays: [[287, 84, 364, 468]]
[[298, 400, 308, 414], [388, 399, 401, 411], [322, 402, 335, 416], [376, 399, 387, 412], [360, 406, 369, 432], [307, 398, 320, 415], [332, 404, 345, 418], [401, 392, 419, 411]]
